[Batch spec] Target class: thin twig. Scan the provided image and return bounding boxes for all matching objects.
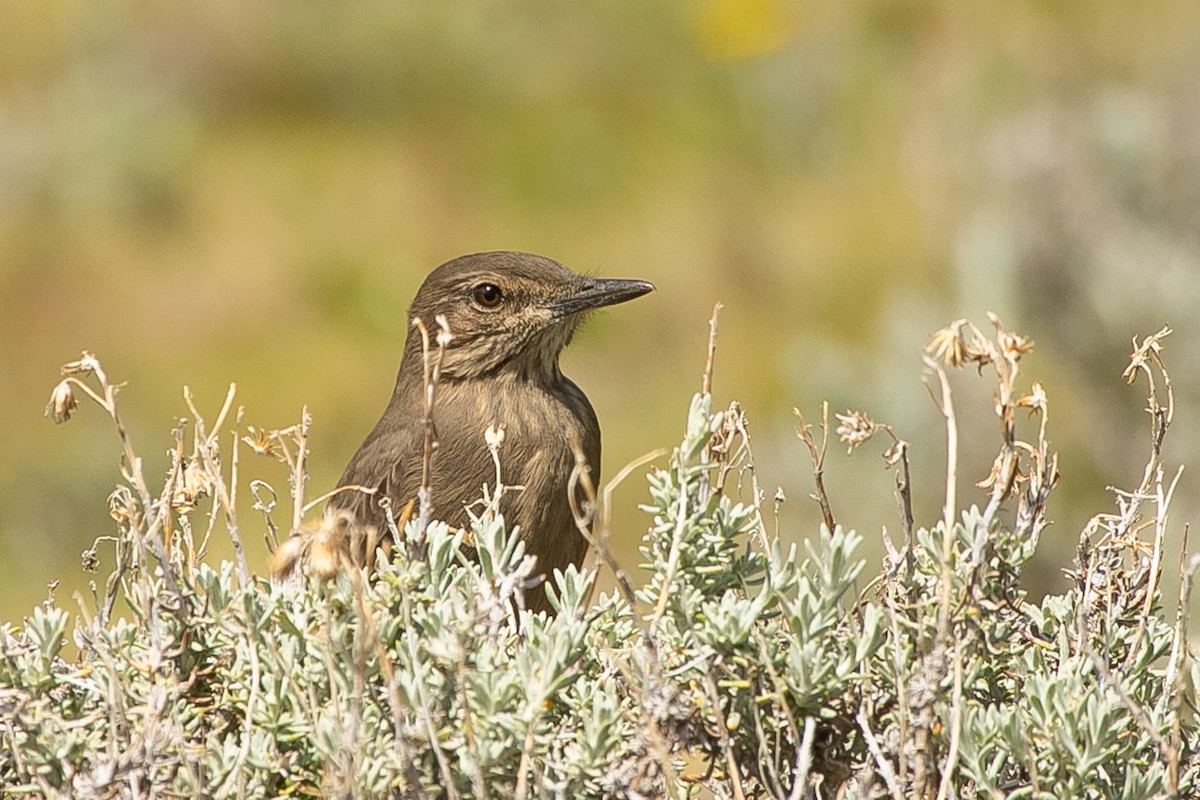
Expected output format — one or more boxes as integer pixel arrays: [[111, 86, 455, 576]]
[[895, 441, 915, 576], [935, 642, 964, 800], [226, 407, 244, 556], [701, 673, 747, 800], [184, 386, 250, 585], [702, 302, 723, 397], [794, 403, 836, 533], [401, 587, 460, 800], [567, 445, 660, 649], [650, 479, 691, 631], [924, 359, 957, 646], [858, 708, 904, 800], [291, 406, 311, 532], [1166, 526, 1195, 795], [790, 717, 816, 800], [413, 315, 451, 543], [1142, 465, 1183, 621]]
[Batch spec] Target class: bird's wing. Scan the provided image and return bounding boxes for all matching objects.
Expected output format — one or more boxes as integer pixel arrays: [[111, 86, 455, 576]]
[[330, 417, 422, 531]]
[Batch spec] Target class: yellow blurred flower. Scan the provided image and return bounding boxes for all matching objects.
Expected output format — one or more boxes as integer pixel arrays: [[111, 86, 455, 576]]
[[693, 0, 796, 61]]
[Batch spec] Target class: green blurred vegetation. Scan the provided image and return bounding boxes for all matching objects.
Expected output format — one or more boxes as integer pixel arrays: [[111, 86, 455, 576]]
[[2, 1, 1198, 620]]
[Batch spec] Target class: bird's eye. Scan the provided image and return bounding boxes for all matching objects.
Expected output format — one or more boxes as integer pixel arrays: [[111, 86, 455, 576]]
[[473, 283, 504, 309]]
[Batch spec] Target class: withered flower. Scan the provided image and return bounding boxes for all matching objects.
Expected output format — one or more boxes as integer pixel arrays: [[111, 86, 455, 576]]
[[1122, 325, 1172, 384], [60, 351, 100, 376], [882, 438, 909, 469], [925, 320, 969, 368], [976, 451, 1024, 492], [1016, 382, 1048, 413], [172, 458, 213, 515], [45, 380, 78, 424], [484, 424, 506, 451], [835, 410, 877, 453], [108, 486, 135, 524], [998, 330, 1035, 362], [269, 509, 363, 584], [242, 426, 279, 458]]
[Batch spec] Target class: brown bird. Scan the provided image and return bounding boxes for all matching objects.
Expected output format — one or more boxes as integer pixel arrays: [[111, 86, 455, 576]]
[[326, 251, 653, 612]]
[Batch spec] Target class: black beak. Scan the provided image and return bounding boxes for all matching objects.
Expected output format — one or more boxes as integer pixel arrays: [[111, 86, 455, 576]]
[[549, 278, 656, 319]]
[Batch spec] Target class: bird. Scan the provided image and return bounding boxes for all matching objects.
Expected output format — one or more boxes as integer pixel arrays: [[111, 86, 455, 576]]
[[275, 251, 654, 613]]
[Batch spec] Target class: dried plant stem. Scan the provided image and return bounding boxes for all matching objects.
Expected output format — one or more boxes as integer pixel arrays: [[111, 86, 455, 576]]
[[62, 375, 154, 558], [62, 360, 185, 609], [291, 406, 311, 532], [858, 708, 904, 800], [1142, 464, 1183, 621], [1076, 601, 1168, 753], [924, 360, 958, 653], [886, 598, 911, 786], [1166, 526, 1195, 795], [567, 445, 663, 647], [935, 643, 964, 800], [651, 482, 691, 631], [894, 441, 915, 572], [794, 402, 836, 533], [791, 717, 816, 800], [184, 385, 250, 586], [753, 628, 805, 796], [701, 673, 747, 800], [702, 302, 722, 397], [412, 315, 451, 541], [226, 408, 244, 554], [568, 447, 681, 799]]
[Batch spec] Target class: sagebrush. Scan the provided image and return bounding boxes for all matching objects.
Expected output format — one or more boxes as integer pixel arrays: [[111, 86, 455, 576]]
[[2, 317, 1196, 799]]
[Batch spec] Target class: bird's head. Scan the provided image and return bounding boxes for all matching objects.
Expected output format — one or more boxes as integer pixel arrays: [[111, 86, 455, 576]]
[[401, 251, 654, 383]]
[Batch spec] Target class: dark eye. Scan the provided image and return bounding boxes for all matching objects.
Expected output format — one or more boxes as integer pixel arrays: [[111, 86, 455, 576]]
[[473, 283, 504, 309]]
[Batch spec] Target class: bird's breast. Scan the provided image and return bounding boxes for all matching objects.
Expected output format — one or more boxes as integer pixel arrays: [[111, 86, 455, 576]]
[[433, 375, 599, 501]]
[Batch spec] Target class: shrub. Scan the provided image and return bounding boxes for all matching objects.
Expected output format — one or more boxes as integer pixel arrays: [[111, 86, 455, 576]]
[[3, 317, 1196, 798]]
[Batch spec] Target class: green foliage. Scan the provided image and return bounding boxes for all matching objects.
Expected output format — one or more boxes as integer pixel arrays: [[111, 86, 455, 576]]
[[3, 323, 1198, 798]]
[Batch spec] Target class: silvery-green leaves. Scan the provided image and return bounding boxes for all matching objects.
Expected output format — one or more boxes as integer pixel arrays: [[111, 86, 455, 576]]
[[3, 379, 1196, 799]]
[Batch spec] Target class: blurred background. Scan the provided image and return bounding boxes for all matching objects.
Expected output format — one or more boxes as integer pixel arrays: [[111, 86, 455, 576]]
[[2, 1, 1198, 621]]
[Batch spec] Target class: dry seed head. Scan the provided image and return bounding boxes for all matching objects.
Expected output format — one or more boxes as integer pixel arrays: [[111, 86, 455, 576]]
[[269, 509, 368, 584], [835, 410, 877, 453], [485, 424, 506, 451], [81, 547, 100, 573], [45, 380, 78, 424], [925, 320, 969, 368], [242, 426, 279, 459], [998, 330, 1034, 362], [60, 351, 100, 376], [267, 535, 307, 582], [1016, 382, 1048, 413], [172, 458, 213, 515], [976, 452, 1005, 490], [306, 538, 342, 581], [1122, 325, 1172, 383], [108, 486, 135, 524], [882, 438, 908, 468], [969, 337, 998, 367]]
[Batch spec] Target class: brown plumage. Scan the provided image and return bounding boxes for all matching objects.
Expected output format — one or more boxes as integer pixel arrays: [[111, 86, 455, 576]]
[[303, 251, 652, 612]]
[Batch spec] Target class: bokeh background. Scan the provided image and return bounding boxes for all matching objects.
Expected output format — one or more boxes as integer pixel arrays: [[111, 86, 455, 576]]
[[3, 2, 1198, 621]]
